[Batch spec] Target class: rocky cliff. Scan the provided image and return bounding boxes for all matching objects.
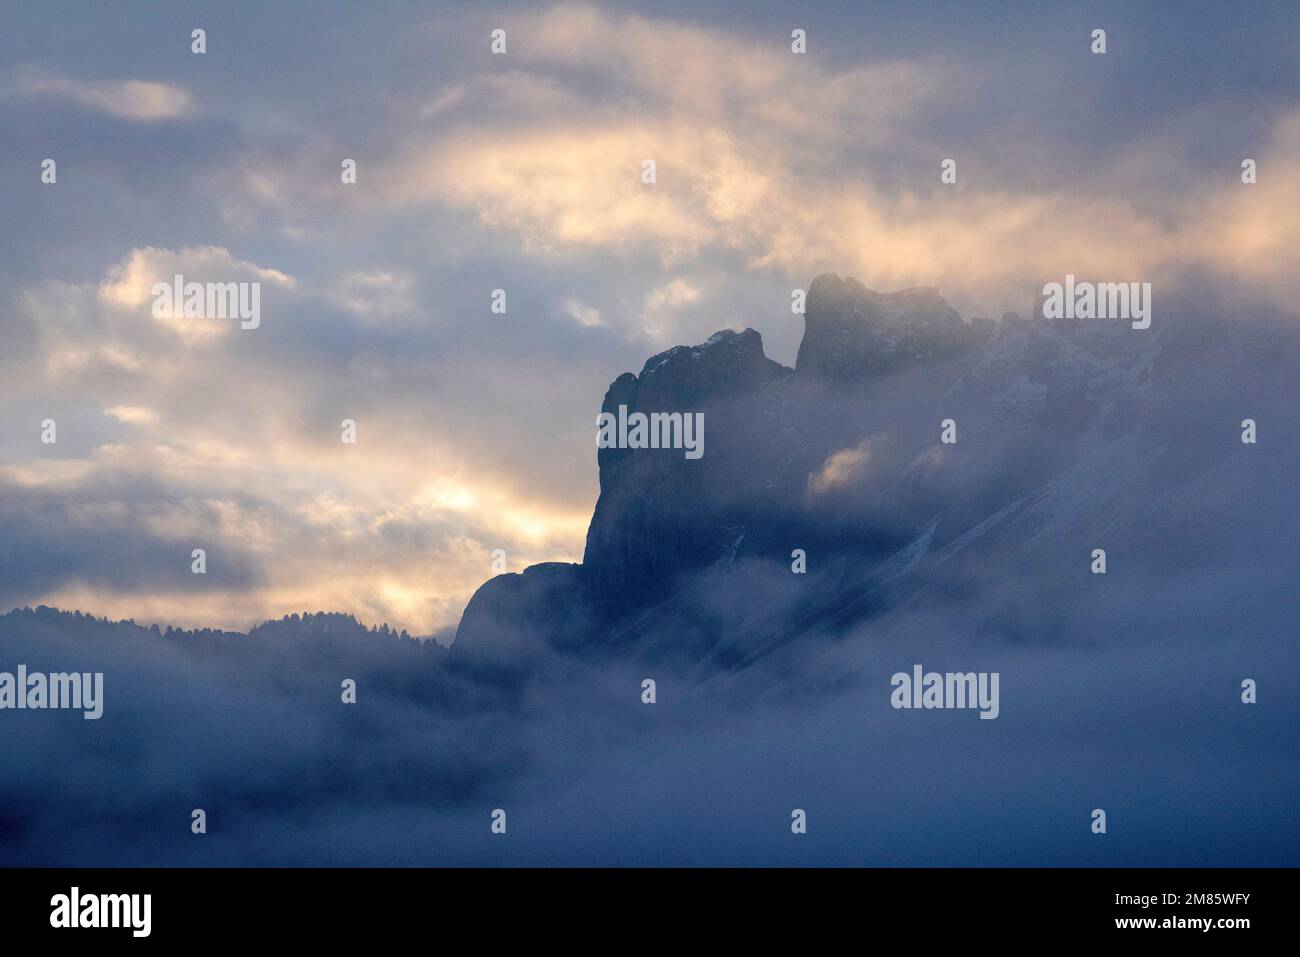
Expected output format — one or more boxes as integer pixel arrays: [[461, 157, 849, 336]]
[[453, 272, 1290, 666]]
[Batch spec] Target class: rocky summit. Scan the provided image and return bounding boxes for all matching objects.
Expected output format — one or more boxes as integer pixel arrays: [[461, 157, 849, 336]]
[[454, 273, 1295, 669], [796, 273, 992, 380]]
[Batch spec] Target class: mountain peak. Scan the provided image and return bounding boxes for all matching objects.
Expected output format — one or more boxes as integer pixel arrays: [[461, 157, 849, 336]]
[[797, 274, 986, 380], [638, 327, 772, 380]]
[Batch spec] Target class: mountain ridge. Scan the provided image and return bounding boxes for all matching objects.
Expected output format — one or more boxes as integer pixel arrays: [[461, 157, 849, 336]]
[[453, 272, 1195, 664]]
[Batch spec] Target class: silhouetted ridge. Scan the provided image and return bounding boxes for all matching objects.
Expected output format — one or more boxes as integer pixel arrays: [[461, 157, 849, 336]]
[[455, 276, 997, 661], [453, 272, 1297, 667]]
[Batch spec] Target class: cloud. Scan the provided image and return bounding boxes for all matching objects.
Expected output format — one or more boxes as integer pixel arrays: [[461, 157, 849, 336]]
[[0, 436, 589, 634], [356, 4, 1300, 318], [2, 247, 593, 634], [1191, 109, 1300, 302], [562, 297, 604, 328], [809, 437, 888, 495], [512, 4, 943, 142], [15, 74, 195, 121], [104, 405, 158, 425], [93, 245, 294, 344], [419, 71, 577, 119], [374, 7, 955, 271], [640, 278, 701, 340], [100, 246, 294, 311], [329, 270, 417, 321]]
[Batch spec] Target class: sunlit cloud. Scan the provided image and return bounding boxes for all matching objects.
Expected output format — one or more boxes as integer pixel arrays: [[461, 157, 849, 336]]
[[104, 405, 159, 425], [99, 246, 294, 312], [4, 246, 592, 634], [640, 278, 702, 340], [14, 72, 195, 121], [562, 297, 605, 328], [359, 4, 1300, 317], [809, 437, 888, 495]]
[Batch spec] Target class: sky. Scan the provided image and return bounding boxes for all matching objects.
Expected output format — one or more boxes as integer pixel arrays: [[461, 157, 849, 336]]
[[1, 1, 1298, 636]]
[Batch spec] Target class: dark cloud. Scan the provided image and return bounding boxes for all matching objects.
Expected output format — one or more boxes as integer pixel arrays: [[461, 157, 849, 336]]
[[0, 477, 265, 607]]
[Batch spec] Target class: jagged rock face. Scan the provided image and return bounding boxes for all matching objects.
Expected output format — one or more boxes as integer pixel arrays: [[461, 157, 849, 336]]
[[796, 273, 991, 380], [581, 329, 795, 613]]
